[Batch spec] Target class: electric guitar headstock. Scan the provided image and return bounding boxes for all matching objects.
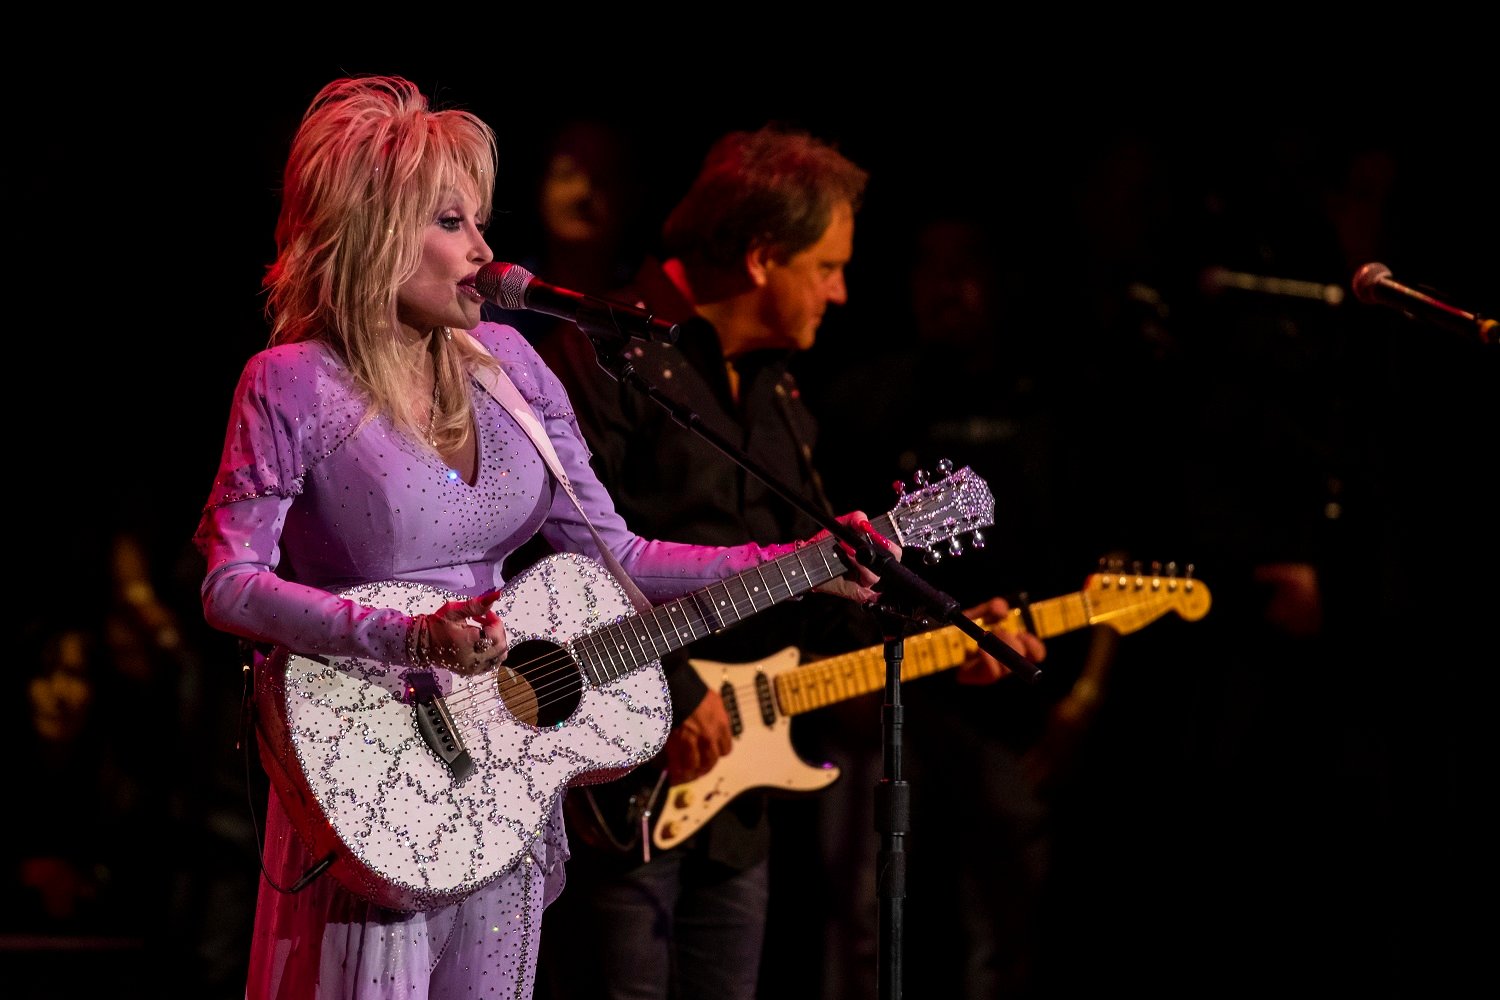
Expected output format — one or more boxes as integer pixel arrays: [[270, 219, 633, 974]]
[[1082, 558, 1212, 634]]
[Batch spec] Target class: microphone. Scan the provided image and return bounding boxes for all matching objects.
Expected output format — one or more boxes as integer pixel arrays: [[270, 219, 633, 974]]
[[1200, 267, 1345, 306], [474, 262, 679, 345], [1351, 262, 1497, 346]]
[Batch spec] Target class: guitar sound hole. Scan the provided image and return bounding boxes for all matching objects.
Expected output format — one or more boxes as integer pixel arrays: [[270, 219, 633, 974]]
[[502, 639, 581, 728]]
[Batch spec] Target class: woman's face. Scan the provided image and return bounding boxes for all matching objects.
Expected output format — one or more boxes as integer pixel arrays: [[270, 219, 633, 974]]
[[397, 186, 494, 339]]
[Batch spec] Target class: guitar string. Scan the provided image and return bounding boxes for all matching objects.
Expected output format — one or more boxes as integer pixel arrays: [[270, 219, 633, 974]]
[[435, 527, 864, 721], [441, 600, 1012, 732], [437, 557, 836, 724], [436, 532, 1013, 724], [632, 591, 1178, 721], [429, 575, 1177, 746], [437, 579, 796, 726], [434, 492, 986, 726], [439, 561, 1153, 725]]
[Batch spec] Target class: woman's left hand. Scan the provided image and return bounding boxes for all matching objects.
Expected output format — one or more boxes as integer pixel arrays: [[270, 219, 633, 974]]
[[808, 511, 902, 605]]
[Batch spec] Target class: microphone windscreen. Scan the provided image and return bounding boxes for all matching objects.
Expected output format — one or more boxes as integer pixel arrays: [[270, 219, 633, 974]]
[[475, 262, 534, 309], [1351, 262, 1392, 305]]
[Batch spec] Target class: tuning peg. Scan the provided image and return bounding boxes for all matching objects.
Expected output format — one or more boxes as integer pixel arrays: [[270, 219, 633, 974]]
[[969, 529, 986, 550], [913, 468, 929, 486], [936, 458, 953, 476], [891, 480, 906, 498], [924, 547, 942, 565], [948, 537, 963, 558]]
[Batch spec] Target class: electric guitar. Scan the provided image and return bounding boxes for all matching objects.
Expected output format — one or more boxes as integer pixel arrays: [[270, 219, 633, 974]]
[[253, 465, 993, 911], [576, 563, 1212, 856]]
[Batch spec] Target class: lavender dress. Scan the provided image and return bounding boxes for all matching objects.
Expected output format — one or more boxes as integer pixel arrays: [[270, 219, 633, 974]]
[[195, 323, 796, 1000]]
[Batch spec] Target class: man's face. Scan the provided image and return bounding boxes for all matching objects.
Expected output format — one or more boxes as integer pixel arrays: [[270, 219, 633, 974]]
[[758, 200, 855, 352]]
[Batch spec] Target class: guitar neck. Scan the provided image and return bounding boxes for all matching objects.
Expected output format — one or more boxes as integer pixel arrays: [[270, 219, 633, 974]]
[[772, 588, 1104, 716], [574, 513, 896, 688]]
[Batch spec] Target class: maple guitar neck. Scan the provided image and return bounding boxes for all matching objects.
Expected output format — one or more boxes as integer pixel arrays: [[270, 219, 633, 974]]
[[774, 612, 1015, 717], [774, 573, 1211, 716]]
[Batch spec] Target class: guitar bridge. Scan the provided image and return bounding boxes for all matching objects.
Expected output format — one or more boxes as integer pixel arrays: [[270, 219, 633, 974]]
[[407, 672, 475, 783]]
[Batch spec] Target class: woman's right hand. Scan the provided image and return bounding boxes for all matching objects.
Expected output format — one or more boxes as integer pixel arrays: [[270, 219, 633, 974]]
[[408, 590, 509, 675]]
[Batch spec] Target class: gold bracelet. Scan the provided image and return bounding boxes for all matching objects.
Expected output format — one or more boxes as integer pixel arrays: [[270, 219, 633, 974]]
[[405, 614, 431, 668]]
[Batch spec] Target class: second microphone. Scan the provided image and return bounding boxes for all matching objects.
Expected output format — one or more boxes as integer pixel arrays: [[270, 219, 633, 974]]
[[474, 262, 680, 345]]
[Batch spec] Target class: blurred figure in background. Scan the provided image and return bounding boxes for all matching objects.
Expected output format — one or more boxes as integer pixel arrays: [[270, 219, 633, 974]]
[[486, 118, 649, 343], [806, 200, 1124, 1000], [6, 531, 217, 996]]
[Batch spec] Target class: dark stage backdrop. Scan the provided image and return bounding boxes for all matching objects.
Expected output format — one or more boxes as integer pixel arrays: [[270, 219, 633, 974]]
[[17, 41, 1497, 999]]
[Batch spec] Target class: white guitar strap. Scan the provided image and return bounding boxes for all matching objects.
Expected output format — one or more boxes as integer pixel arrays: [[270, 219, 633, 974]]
[[461, 332, 652, 614]]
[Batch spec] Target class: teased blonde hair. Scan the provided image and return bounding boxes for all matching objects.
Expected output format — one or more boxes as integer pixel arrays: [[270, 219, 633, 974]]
[[264, 74, 498, 448]]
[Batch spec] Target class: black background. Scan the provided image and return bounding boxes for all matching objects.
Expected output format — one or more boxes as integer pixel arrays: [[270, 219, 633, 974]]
[[17, 32, 1498, 998]]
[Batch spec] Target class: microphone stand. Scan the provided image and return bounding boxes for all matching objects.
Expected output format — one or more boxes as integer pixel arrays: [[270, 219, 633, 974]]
[[580, 329, 1040, 1000]]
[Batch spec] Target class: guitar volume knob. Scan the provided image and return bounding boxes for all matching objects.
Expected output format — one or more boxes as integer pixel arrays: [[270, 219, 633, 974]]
[[673, 789, 694, 808]]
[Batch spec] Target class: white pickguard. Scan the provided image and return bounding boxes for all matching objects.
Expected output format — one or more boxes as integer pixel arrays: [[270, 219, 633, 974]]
[[650, 566, 1213, 850]]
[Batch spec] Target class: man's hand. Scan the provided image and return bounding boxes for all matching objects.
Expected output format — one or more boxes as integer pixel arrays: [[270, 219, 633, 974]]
[[665, 690, 735, 784], [956, 596, 1047, 684]]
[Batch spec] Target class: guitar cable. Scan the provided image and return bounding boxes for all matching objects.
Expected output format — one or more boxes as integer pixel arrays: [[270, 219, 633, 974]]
[[578, 768, 669, 864]]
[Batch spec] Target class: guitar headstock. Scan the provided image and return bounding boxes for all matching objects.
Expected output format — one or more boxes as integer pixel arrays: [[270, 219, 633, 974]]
[[1082, 560, 1211, 634], [887, 461, 994, 560]]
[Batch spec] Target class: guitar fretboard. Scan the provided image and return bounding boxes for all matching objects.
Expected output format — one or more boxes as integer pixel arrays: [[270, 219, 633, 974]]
[[773, 589, 1100, 715], [573, 513, 897, 688], [771, 577, 1204, 715]]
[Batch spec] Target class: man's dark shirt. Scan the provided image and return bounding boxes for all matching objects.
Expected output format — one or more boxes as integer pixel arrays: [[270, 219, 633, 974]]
[[522, 257, 880, 869]]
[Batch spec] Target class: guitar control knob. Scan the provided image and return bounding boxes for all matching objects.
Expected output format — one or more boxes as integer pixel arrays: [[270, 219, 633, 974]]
[[673, 789, 694, 809], [660, 822, 678, 841]]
